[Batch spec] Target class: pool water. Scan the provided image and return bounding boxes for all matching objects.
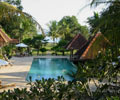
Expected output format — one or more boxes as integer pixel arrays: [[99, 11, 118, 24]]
[[26, 58, 77, 81]]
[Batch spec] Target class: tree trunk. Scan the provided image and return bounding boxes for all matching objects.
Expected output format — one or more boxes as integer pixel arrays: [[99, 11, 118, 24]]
[[37, 49, 39, 55], [62, 51, 65, 56]]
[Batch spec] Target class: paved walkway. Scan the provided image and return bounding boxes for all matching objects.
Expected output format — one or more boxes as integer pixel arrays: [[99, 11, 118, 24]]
[[0, 56, 101, 92], [0, 56, 69, 92], [0, 56, 33, 92]]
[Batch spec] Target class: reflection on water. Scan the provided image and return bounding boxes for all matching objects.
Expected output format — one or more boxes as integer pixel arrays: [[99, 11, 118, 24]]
[[26, 58, 77, 81]]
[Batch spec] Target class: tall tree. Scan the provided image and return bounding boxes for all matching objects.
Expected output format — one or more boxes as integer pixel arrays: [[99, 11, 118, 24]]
[[2, 0, 23, 10], [88, 1, 120, 56], [87, 12, 100, 34], [90, 0, 120, 7], [31, 35, 46, 55], [58, 16, 80, 40], [58, 16, 89, 40], [100, 2, 120, 55], [47, 20, 59, 44], [0, 1, 44, 41]]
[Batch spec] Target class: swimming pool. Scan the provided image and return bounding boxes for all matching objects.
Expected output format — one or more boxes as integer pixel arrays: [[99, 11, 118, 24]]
[[26, 58, 77, 81]]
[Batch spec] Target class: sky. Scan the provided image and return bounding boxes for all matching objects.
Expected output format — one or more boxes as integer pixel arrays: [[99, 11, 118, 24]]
[[21, 0, 105, 30]]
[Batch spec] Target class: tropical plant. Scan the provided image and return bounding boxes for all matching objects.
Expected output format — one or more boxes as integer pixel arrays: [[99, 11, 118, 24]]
[[22, 38, 33, 47], [67, 47, 120, 99], [31, 35, 47, 55], [0, 1, 44, 42], [87, 12, 100, 34], [0, 75, 119, 100], [58, 16, 89, 40], [40, 48, 47, 55], [88, 2, 120, 56], [2, 44, 15, 58], [22, 38, 33, 55], [2, 0, 23, 10], [48, 16, 89, 42], [47, 20, 59, 44], [90, 0, 120, 7], [51, 39, 68, 55]]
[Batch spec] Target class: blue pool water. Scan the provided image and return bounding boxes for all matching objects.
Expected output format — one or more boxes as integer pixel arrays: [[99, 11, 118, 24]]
[[26, 58, 77, 81]]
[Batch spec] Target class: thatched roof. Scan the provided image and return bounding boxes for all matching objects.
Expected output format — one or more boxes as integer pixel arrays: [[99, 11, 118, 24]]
[[10, 39, 19, 44], [66, 34, 87, 50], [0, 28, 11, 46], [0, 28, 11, 42], [0, 28, 19, 47], [80, 32, 110, 60], [74, 41, 90, 59]]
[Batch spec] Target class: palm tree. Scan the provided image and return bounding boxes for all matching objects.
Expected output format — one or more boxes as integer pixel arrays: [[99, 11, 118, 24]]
[[87, 12, 100, 34], [47, 20, 59, 44], [90, 0, 120, 6], [0, 1, 45, 37], [88, 1, 120, 56]]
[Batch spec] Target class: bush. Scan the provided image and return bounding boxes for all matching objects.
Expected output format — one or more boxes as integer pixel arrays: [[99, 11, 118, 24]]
[[0, 77, 91, 100], [0, 76, 120, 100], [40, 48, 47, 55]]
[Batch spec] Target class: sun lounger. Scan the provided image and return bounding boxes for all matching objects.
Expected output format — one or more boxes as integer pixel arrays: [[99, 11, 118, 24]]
[[0, 80, 16, 89], [0, 59, 9, 66], [3, 55, 13, 66]]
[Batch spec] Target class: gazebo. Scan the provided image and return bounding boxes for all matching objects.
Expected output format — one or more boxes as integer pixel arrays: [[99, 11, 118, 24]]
[[65, 34, 88, 60]]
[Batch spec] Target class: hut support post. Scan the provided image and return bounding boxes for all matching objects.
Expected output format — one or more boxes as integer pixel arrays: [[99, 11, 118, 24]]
[[70, 49, 73, 60]]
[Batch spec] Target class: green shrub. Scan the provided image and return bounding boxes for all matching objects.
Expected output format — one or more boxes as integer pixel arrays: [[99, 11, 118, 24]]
[[0, 76, 120, 100]]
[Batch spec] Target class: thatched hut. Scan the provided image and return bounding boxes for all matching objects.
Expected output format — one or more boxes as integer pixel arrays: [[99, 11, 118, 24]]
[[0, 28, 19, 47], [75, 32, 110, 60], [0, 28, 11, 47], [65, 34, 88, 59]]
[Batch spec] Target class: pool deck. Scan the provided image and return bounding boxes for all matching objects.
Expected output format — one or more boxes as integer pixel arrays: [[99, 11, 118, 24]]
[[0, 56, 69, 92], [0, 55, 99, 92]]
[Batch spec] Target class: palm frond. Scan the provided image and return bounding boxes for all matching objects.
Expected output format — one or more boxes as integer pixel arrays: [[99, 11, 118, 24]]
[[0, 2, 45, 35], [90, 0, 120, 7], [23, 12, 45, 36]]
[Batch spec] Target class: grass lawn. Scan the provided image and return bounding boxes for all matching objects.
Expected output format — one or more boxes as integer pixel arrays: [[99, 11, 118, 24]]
[[31, 43, 77, 56]]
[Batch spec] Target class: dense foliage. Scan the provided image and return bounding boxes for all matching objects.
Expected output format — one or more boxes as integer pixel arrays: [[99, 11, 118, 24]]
[[48, 16, 89, 55], [23, 35, 48, 55], [0, 69, 119, 100], [90, 0, 120, 7], [0, 1, 44, 42], [1, 0, 23, 10], [51, 39, 68, 55], [0, 0, 45, 58], [88, 1, 120, 55], [48, 16, 89, 42], [0, 77, 91, 100], [57, 16, 89, 40]]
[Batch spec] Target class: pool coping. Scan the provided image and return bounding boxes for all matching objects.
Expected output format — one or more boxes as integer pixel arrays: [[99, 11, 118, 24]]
[[34, 56, 70, 59]]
